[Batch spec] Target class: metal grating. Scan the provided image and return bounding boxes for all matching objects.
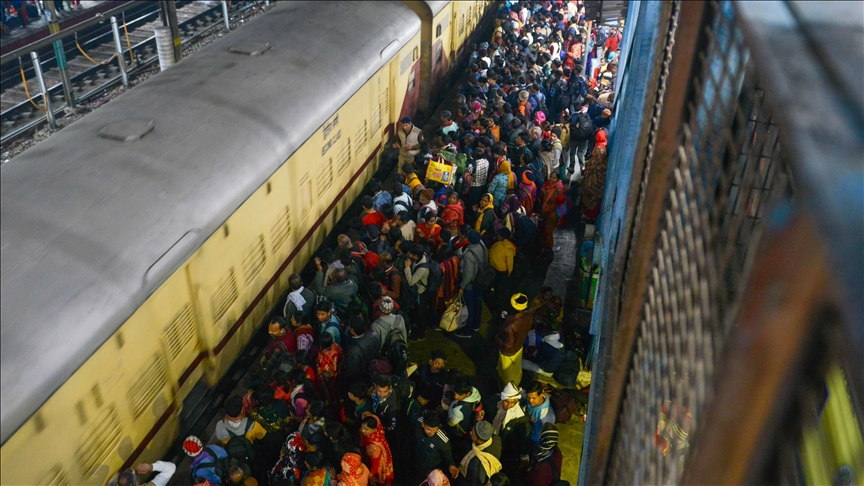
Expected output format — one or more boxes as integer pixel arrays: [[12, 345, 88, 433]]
[[338, 138, 352, 175], [317, 158, 334, 195], [270, 205, 292, 254], [126, 355, 167, 419], [76, 405, 121, 478], [607, 2, 793, 483], [371, 101, 383, 135], [381, 87, 390, 129], [355, 120, 368, 158], [162, 304, 197, 361], [39, 465, 71, 486], [242, 235, 267, 286], [210, 269, 238, 323]]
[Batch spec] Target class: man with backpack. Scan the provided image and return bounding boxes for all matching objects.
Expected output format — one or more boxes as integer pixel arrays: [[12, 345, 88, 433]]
[[343, 317, 380, 387], [186, 436, 230, 484], [213, 396, 266, 480], [569, 102, 594, 179], [404, 243, 442, 340], [312, 259, 358, 316], [371, 296, 409, 375], [455, 230, 489, 339], [447, 377, 485, 459], [371, 374, 408, 477]]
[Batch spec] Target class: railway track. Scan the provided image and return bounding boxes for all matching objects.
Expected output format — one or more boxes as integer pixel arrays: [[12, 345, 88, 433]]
[[0, 1, 266, 149]]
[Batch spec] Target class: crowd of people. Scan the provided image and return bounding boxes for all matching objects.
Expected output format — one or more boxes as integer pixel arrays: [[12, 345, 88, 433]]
[[117, 1, 620, 485]]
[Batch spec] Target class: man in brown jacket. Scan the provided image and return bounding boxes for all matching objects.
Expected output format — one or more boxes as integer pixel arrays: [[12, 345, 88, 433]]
[[495, 294, 534, 388]]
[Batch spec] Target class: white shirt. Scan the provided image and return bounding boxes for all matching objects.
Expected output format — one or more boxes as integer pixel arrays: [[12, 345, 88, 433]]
[[143, 461, 176, 486]]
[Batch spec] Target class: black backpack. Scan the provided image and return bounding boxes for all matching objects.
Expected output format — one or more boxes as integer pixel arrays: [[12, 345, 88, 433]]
[[419, 257, 443, 296], [570, 112, 594, 141], [529, 93, 549, 118], [389, 374, 414, 408], [380, 316, 409, 374], [190, 446, 230, 483], [225, 419, 255, 465], [513, 213, 538, 248]]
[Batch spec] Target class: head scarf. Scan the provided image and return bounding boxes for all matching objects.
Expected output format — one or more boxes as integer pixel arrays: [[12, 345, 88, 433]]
[[499, 160, 516, 190], [534, 110, 547, 125], [337, 453, 369, 486], [360, 415, 394, 484], [504, 195, 523, 214], [493, 383, 526, 434], [536, 423, 560, 462], [595, 128, 608, 148]]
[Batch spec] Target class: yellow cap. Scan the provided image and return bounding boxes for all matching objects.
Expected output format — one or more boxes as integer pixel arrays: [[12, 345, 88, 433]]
[[511, 293, 529, 311]]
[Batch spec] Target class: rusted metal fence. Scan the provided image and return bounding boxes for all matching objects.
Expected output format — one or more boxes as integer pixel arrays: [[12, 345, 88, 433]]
[[580, 1, 863, 484]]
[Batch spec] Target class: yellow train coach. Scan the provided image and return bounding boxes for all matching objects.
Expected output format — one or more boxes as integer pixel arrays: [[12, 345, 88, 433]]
[[403, 0, 496, 115], [0, 2, 433, 484]]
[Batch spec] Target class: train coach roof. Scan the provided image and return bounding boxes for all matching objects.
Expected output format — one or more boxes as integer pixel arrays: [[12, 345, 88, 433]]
[[426, 1, 450, 16], [0, 1, 420, 443]]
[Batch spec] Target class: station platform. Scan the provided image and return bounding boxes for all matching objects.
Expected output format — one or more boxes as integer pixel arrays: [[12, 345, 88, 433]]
[[0, 1, 116, 51], [163, 79, 593, 483]]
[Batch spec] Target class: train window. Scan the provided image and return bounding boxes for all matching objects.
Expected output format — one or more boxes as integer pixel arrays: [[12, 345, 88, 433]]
[[371, 102, 382, 134], [299, 174, 312, 219], [242, 235, 266, 286], [355, 121, 368, 158], [380, 87, 390, 123], [317, 159, 334, 195], [162, 304, 197, 361], [413, 46, 419, 62], [337, 139, 352, 176], [436, 24, 442, 38], [266, 181, 272, 194], [210, 269, 238, 324], [76, 406, 121, 478], [408, 70, 416, 92], [270, 206, 293, 254], [400, 53, 412, 74], [126, 355, 167, 419]]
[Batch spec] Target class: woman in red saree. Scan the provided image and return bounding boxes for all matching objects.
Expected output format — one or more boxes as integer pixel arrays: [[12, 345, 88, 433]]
[[316, 332, 343, 416], [359, 415, 394, 486], [581, 129, 609, 221], [337, 452, 370, 486], [540, 172, 566, 252], [439, 192, 465, 232]]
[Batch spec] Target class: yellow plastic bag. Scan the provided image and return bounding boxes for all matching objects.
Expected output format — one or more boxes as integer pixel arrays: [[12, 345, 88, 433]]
[[425, 158, 455, 185]]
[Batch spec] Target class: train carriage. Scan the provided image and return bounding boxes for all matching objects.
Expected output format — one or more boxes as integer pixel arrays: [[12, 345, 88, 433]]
[[403, 0, 496, 115], [0, 2, 424, 484]]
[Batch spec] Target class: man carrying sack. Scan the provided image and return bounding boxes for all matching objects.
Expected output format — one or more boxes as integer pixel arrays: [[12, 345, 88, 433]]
[[495, 294, 534, 388]]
